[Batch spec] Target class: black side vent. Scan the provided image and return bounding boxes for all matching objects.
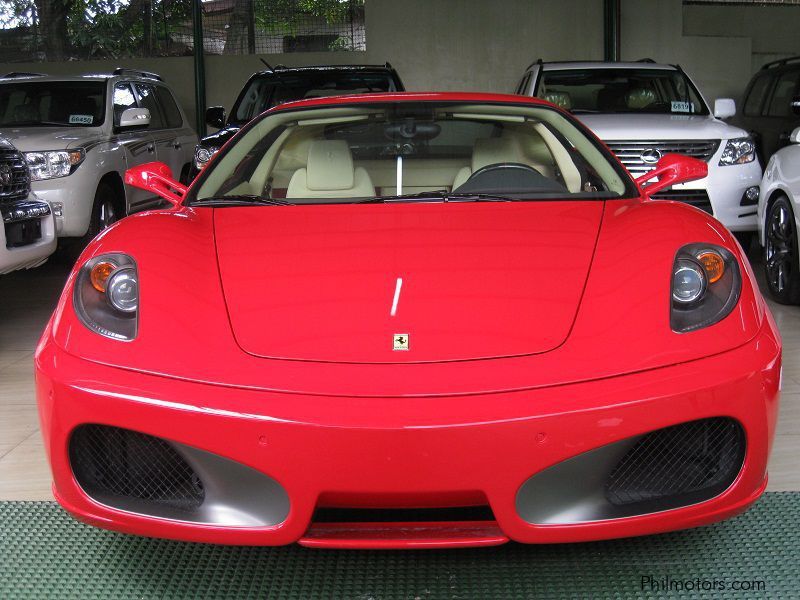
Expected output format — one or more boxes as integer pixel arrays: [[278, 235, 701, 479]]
[[70, 424, 204, 512], [605, 417, 745, 509]]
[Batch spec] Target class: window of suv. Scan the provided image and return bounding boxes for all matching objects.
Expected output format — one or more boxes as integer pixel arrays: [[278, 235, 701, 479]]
[[0, 80, 105, 127], [744, 73, 772, 117], [113, 82, 137, 127], [155, 86, 183, 128], [766, 69, 800, 117], [536, 68, 709, 115], [133, 83, 165, 129]]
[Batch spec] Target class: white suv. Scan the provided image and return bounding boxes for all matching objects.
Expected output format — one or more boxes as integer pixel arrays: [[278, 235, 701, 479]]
[[0, 136, 55, 274], [516, 60, 762, 239], [0, 69, 197, 244]]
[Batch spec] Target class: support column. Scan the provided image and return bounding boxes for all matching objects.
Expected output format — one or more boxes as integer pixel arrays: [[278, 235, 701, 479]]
[[192, 0, 207, 137], [603, 0, 621, 62]]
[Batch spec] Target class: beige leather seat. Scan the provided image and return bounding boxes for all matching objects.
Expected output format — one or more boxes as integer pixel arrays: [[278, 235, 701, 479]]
[[287, 139, 375, 199], [542, 91, 573, 111], [625, 88, 657, 109], [452, 137, 525, 190]]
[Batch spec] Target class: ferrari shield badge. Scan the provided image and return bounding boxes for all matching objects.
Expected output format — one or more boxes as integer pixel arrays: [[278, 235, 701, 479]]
[[393, 334, 409, 351]]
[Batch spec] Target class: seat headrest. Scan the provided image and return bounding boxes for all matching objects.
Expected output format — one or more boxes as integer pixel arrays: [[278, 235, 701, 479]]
[[472, 137, 524, 172], [626, 88, 657, 109], [306, 140, 355, 191], [543, 91, 572, 110]]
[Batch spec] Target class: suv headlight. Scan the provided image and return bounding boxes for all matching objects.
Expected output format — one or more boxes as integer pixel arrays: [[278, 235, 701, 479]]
[[718, 137, 755, 166], [73, 253, 138, 341], [25, 149, 85, 180], [194, 145, 219, 170], [671, 244, 741, 333]]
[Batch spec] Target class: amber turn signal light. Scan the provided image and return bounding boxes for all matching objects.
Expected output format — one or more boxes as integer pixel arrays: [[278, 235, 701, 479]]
[[90, 261, 117, 292], [697, 251, 725, 284]]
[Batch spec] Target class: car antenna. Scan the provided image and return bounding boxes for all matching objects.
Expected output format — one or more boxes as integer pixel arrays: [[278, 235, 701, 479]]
[[259, 59, 273, 71]]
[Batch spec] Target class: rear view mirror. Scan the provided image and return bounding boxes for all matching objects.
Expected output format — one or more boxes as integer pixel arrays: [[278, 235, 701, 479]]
[[791, 95, 800, 116], [790, 127, 800, 144], [124, 162, 186, 206], [713, 98, 736, 120], [118, 107, 150, 129], [635, 154, 708, 198], [206, 106, 226, 129]]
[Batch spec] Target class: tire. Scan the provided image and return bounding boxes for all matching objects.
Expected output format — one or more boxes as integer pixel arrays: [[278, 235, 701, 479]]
[[764, 195, 800, 304], [81, 181, 122, 244]]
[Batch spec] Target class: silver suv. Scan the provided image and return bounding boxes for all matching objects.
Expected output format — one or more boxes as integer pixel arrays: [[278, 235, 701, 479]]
[[0, 69, 197, 244]]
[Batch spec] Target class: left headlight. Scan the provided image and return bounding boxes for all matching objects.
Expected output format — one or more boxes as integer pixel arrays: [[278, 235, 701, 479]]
[[25, 149, 85, 181], [73, 253, 138, 341], [671, 243, 741, 333], [194, 145, 219, 170], [718, 137, 755, 166]]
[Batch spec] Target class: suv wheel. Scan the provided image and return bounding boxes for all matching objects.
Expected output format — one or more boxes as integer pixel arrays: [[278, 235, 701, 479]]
[[765, 195, 800, 304], [85, 182, 122, 242]]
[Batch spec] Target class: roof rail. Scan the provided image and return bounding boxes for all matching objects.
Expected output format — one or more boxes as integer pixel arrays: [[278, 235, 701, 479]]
[[112, 67, 163, 81], [637, 58, 656, 63], [1, 72, 45, 79], [525, 58, 544, 71], [273, 64, 287, 70], [760, 56, 800, 70]]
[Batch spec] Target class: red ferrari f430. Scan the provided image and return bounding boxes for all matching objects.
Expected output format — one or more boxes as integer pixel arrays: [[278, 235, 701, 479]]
[[35, 93, 780, 549]]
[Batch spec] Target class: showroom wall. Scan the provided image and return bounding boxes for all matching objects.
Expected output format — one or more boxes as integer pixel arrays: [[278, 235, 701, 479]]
[[1, 0, 799, 129]]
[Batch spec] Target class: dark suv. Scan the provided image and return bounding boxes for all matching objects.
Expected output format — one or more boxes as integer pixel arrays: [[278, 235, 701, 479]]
[[191, 63, 404, 176], [735, 57, 800, 162]]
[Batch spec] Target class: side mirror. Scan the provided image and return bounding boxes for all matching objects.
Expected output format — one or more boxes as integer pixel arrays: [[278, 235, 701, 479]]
[[118, 107, 151, 129], [635, 154, 708, 197], [205, 106, 226, 129], [791, 95, 800, 116], [790, 127, 800, 144], [124, 162, 187, 206], [713, 98, 736, 120]]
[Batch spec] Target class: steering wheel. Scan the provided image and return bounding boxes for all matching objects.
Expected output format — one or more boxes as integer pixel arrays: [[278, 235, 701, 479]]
[[470, 162, 543, 180]]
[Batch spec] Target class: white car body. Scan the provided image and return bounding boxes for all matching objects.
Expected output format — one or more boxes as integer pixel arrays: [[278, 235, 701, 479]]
[[759, 130, 800, 246], [0, 137, 55, 274], [516, 61, 762, 232], [0, 72, 197, 239]]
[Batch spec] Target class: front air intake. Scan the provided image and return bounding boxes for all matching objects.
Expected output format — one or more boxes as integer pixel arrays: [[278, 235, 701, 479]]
[[605, 417, 745, 508], [70, 424, 205, 512]]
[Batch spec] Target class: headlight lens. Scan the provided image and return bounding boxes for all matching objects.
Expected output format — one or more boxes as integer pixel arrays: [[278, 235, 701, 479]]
[[73, 253, 138, 340], [25, 149, 85, 180], [718, 137, 755, 166], [194, 145, 218, 170], [671, 244, 741, 333]]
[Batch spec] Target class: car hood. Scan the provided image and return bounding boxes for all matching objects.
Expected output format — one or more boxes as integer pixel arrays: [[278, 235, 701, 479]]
[[578, 113, 747, 141], [0, 126, 103, 151], [214, 201, 604, 363]]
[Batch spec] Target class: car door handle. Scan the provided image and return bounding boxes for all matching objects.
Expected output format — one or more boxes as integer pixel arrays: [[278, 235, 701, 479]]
[[173, 142, 182, 150]]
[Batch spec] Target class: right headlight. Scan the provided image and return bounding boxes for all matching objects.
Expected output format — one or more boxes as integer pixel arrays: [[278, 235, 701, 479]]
[[194, 145, 219, 170], [718, 137, 755, 166], [73, 253, 138, 341], [671, 243, 741, 333]]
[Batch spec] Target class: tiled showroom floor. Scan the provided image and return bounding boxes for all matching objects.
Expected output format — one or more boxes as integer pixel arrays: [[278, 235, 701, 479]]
[[1, 247, 798, 500]]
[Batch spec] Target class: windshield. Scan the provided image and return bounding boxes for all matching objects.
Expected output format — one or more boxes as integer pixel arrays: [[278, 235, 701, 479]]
[[537, 68, 709, 115], [231, 71, 400, 124], [0, 80, 106, 127], [192, 101, 633, 205]]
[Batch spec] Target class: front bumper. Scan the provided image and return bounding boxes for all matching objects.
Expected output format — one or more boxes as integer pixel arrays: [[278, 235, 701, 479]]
[[0, 198, 56, 274], [36, 323, 780, 548]]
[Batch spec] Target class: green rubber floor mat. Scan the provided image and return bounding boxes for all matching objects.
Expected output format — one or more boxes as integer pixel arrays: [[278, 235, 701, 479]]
[[2, 493, 798, 599]]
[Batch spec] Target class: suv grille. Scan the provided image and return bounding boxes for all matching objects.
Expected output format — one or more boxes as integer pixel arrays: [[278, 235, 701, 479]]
[[70, 424, 205, 512], [605, 417, 744, 508], [0, 147, 30, 204], [606, 140, 720, 175], [650, 189, 713, 215]]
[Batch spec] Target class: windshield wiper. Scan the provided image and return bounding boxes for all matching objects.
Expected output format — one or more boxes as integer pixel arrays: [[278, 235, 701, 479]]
[[444, 192, 517, 202], [357, 190, 517, 204], [191, 195, 293, 207]]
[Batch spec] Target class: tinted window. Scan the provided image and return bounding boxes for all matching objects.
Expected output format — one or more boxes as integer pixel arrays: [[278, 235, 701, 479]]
[[134, 83, 164, 129], [113, 82, 137, 126], [538, 68, 709, 115], [744, 74, 771, 116], [0, 81, 105, 127], [155, 86, 183, 128], [766, 70, 800, 117]]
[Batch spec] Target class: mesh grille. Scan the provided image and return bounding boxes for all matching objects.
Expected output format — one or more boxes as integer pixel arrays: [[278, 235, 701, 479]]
[[605, 418, 744, 507], [70, 425, 204, 512], [606, 140, 720, 175], [0, 148, 31, 205], [650, 188, 714, 215]]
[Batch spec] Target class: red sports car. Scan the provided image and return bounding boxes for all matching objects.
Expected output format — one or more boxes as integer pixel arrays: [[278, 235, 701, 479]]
[[35, 92, 781, 549]]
